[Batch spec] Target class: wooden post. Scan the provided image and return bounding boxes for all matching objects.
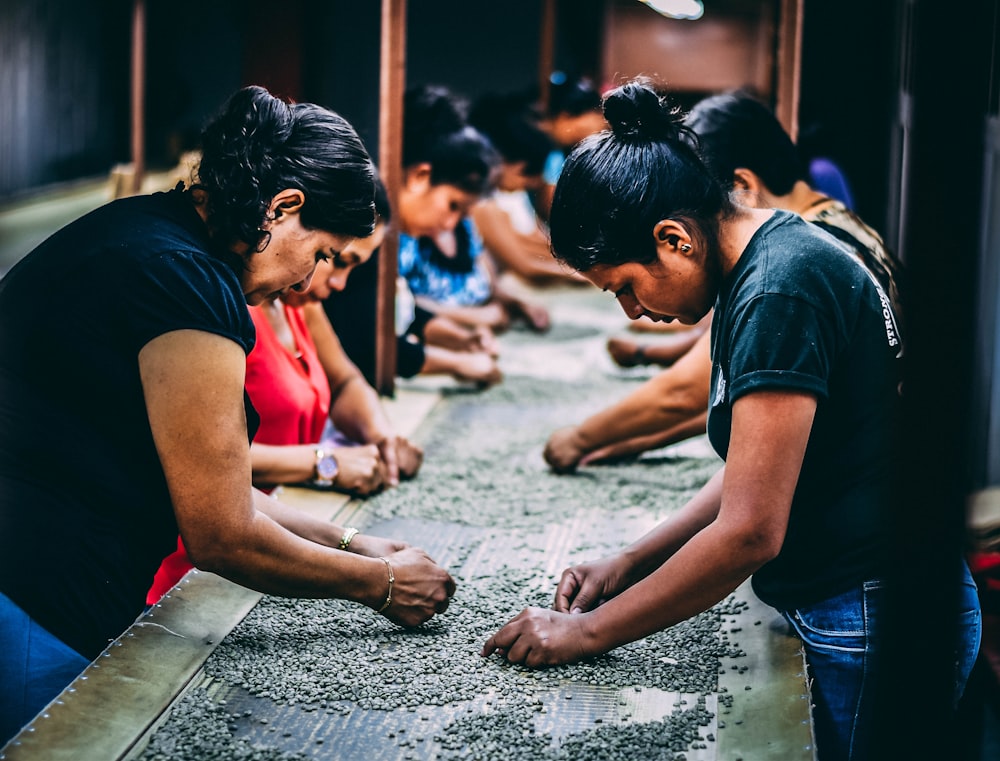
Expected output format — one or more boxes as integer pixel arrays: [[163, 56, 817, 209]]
[[130, 0, 146, 195], [375, 0, 406, 396], [774, 0, 802, 141], [538, 0, 557, 112]]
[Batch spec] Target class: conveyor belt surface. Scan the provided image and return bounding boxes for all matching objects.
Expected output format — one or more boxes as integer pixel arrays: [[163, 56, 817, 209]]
[[1, 284, 814, 761]]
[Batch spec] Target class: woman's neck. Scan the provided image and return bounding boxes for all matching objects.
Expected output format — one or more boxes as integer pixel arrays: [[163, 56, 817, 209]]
[[719, 206, 776, 277]]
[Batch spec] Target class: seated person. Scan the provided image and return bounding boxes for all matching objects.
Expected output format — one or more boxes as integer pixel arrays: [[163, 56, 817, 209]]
[[148, 194, 423, 604], [324, 176, 503, 389], [401, 217, 551, 333], [534, 74, 608, 222], [397, 84, 550, 334], [467, 92, 585, 286], [544, 89, 904, 471]]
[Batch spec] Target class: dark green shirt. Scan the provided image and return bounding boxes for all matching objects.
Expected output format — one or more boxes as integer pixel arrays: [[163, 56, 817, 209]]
[[707, 211, 902, 610]]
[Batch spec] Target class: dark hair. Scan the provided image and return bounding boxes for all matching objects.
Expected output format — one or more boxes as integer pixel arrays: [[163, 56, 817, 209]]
[[402, 85, 500, 196], [468, 93, 554, 176], [683, 90, 806, 195], [546, 76, 601, 119], [197, 86, 376, 251], [549, 79, 731, 272], [373, 173, 391, 224]]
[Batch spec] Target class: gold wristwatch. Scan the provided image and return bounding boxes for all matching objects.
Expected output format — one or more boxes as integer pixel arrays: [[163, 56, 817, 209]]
[[313, 448, 339, 487]]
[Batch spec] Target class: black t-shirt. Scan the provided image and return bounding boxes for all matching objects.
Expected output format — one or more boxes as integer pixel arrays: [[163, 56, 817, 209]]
[[0, 188, 257, 658], [707, 211, 902, 610]]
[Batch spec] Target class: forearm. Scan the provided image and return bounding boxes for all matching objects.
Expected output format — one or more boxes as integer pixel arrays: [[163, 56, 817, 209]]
[[250, 442, 317, 486], [191, 491, 388, 607], [576, 370, 708, 454], [253, 488, 343, 547], [585, 412, 709, 463], [328, 375, 393, 444], [574, 329, 711, 455], [416, 299, 506, 330], [588, 505, 759, 653], [618, 467, 725, 581]]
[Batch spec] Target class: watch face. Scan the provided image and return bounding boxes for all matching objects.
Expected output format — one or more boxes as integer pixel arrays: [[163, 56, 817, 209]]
[[317, 454, 339, 480]]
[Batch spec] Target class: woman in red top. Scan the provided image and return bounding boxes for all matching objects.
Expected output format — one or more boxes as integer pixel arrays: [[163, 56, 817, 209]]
[[148, 184, 421, 603]]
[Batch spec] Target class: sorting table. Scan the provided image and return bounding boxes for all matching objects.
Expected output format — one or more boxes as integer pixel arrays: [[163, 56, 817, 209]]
[[1, 285, 815, 761]]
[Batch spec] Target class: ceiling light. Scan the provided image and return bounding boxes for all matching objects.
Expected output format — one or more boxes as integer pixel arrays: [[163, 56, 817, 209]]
[[639, 0, 705, 20]]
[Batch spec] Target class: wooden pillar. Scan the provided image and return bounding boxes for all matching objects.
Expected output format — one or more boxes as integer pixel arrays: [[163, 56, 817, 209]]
[[130, 0, 146, 194], [375, 0, 407, 396], [774, 0, 802, 141], [538, 0, 557, 112]]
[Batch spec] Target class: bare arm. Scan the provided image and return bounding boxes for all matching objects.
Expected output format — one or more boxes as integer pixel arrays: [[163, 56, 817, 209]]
[[582, 391, 815, 651], [303, 302, 393, 445], [485, 390, 816, 665], [470, 201, 579, 284], [140, 329, 452, 624], [545, 329, 713, 472], [582, 412, 709, 465], [414, 295, 511, 332], [246, 304, 393, 491]]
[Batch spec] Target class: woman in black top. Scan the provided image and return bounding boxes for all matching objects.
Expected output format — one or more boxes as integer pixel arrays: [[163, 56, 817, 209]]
[[0, 86, 455, 743], [482, 79, 979, 761]]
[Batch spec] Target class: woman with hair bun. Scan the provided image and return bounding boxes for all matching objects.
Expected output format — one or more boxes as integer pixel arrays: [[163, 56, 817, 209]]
[[0, 85, 455, 743], [483, 79, 978, 760]]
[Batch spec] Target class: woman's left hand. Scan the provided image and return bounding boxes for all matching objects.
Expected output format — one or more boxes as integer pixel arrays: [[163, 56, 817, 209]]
[[481, 607, 593, 667], [377, 436, 424, 485], [394, 437, 424, 480], [347, 532, 408, 558]]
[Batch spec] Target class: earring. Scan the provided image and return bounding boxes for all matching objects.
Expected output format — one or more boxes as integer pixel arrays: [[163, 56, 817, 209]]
[[680, 244, 692, 253]]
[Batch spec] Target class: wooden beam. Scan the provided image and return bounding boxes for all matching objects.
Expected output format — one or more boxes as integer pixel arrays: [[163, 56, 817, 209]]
[[774, 0, 803, 141], [375, 0, 407, 396], [129, 0, 146, 195], [538, 0, 557, 112]]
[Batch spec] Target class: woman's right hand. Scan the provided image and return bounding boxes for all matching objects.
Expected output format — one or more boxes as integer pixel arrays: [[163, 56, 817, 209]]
[[553, 555, 632, 615], [332, 444, 386, 495], [543, 426, 589, 473], [378, 547, 457, 627]]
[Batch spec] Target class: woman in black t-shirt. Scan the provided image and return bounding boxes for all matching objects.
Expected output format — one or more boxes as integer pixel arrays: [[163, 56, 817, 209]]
[[0, 86, 455, 743], [481, 79, 979, 761]]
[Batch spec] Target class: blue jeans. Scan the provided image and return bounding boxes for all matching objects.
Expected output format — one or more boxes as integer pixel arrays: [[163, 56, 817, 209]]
[[782, 563, 981, 761], [0, 592, 89, 746]]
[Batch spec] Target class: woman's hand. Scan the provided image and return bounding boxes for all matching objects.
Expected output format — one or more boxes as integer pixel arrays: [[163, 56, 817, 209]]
[[332, 444, 386, 495], [481, 607, 594, 667], [393, 436, 424, 480], [379, 547, 457, 627], [543, 426, 590, 473], [554, 555, 633, 614], [375, 435, 424, 485]]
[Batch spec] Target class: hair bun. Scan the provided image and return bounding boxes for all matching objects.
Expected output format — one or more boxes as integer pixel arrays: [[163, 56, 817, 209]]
[[405, 85, 467, 136], [602, 80, 683, 141]]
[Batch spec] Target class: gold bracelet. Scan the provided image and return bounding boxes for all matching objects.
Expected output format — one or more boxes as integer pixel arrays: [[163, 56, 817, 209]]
[[338, 527, 359, 551], [377, 557, 394, 613]]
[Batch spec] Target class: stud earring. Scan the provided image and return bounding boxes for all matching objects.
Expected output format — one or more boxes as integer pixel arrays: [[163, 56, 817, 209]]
[[680, 244, 692, 253]]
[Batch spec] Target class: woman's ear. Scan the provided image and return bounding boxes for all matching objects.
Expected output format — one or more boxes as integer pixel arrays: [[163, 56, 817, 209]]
[[403, 163, 433, 192], [731, 167, 773, 200], [268, 188, 306, 220], [652, 219, 692, 254]]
